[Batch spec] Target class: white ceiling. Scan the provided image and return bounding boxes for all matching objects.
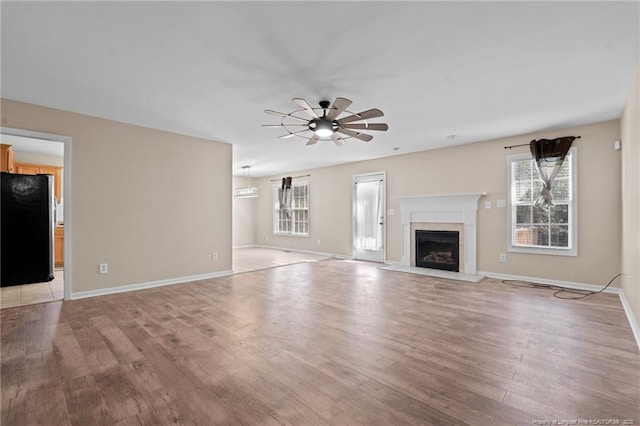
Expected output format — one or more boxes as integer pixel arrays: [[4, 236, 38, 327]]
[[2, 2, 638, 177]]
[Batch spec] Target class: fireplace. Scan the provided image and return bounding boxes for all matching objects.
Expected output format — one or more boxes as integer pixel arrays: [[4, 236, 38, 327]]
[[397, 193, 483, 274], [415, 230, 460, 272]]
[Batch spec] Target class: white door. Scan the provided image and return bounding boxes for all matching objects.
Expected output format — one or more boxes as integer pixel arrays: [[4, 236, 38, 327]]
[[353, 172, 386, 263]]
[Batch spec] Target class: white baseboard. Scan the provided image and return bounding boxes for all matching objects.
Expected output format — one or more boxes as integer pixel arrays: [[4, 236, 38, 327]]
[[70, 270, 233, 300], [253, 244, 353, 260], [479, 270, 639, 352], [618, 288, 640, 351], [477, 270, 620, 294]]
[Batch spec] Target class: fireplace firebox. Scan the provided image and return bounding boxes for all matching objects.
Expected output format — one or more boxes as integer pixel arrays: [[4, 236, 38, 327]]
[[415, 230, 460, 272]]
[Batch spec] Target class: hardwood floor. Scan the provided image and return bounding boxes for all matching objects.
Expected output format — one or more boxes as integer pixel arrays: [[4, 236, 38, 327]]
[[0, 246, 321, 310], [233, 247, 329, 273], [1, 259, 638, 425]]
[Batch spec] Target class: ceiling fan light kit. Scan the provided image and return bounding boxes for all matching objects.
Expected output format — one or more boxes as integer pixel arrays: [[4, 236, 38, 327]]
[[263, 97, 388, 147], [234, 165, 259, 198]]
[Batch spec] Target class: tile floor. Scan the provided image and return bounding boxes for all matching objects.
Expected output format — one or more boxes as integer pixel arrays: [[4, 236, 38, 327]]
[[0, 269, 64, 309]]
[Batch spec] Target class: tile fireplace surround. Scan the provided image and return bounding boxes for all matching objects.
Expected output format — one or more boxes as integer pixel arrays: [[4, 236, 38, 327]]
[[396, 193, 484, 275]]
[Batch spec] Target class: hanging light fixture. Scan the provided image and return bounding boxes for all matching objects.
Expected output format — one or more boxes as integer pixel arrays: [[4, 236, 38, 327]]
[[308, 100, 339, 138], [234, 166, 259, 198], [262, 97, 388, 146]]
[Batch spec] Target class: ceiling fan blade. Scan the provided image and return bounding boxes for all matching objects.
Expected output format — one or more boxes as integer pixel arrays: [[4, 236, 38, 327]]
[[331, 133, 346, 147], [306, 135, 320, 145], [341, 123, 388, 131], [292, 98, 319, 118], [337, 128, 374, 142], [265, 109, 309, 123], [338, 108, 384, 124], [261, 124, 308, 128], [278, 129, 309, 139], [326, 97, 352, 120]]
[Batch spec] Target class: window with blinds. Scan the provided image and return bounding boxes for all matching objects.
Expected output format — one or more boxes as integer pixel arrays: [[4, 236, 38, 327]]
[[273, 180, 309, 236], [507, 149, 577, 256]]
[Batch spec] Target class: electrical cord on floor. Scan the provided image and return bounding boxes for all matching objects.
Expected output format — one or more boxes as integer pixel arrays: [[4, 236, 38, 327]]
[[501, 273, 623, 300]]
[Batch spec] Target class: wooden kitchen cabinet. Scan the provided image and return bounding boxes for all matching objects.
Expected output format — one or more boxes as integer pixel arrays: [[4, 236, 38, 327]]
[[0, 144, 16, 172], [16, 163, 63, 201], [55, 227, 64, 267], [16, 163, 41, 175]]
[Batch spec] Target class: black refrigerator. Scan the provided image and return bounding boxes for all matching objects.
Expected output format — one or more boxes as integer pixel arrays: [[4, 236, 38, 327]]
[[1, 172, 55, 286]]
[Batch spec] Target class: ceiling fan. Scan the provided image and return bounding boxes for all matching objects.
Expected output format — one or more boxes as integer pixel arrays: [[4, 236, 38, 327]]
[[263, 97, 388, 147]]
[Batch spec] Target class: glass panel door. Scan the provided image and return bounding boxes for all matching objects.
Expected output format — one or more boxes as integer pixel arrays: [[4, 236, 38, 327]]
[[353, 172, 385, 262]]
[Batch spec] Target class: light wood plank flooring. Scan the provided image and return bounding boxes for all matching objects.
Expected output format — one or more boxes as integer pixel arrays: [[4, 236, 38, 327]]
[[233, 246, 329, 273], [1, 259, 638, 425], [0, 246, 314, 311]]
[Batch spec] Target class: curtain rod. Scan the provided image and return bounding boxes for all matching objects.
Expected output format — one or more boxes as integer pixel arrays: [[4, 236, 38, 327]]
[[270, 174, 311, 182], [504, 136, 580, 149]]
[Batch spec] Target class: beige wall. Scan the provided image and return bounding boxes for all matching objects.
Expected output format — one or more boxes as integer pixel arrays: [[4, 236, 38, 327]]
[[1, 99, 232, 294], [253, 120, 622, 286], [232, 176, 258, 247], [621, 68, 640, 328]]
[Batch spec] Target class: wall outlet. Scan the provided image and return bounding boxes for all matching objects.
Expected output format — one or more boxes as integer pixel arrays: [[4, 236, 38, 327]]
[[387, 208, 395, 216], [211, 252, 218, 261], [317, 239, 321, 245], [497, 199, 506, 208], [99, 263, 108, 274], [484, 201, 491, 209], [499, 253, 507, 262]]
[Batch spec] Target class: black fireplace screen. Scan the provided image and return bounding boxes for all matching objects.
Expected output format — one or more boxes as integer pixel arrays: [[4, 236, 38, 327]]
[[415, 230, 460, 272]]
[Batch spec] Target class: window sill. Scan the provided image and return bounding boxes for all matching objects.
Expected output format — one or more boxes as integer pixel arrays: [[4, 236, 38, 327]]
[[508, 246, 577, 257], [273, 233, 309, 238]]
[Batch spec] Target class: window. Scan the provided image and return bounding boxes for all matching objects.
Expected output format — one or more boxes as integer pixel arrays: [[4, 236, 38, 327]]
[[507, 148, 577, 256], [273, 180, 309, 236]]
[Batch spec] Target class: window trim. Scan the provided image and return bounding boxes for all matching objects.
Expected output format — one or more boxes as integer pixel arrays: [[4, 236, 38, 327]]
[[506, 147, 578, 256], [272, 179, 310, 237]]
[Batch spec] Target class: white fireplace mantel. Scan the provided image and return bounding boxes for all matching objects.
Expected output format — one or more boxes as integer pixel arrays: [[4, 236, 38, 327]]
[[396, 193, 484, 275]]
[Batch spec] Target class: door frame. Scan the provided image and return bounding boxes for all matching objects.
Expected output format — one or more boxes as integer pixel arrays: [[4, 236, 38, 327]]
[[352, 171, 386, 263], [1, 127, 72, 300]]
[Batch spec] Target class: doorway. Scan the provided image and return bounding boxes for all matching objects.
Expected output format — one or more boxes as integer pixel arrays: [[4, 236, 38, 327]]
[[353, 171, 386, 263], [1, 127, 72, 303]]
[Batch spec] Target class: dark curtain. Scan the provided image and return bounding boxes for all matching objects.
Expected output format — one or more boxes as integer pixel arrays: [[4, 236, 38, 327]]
[[529, 136, 577, 207], [279, 177, 293, 218]]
